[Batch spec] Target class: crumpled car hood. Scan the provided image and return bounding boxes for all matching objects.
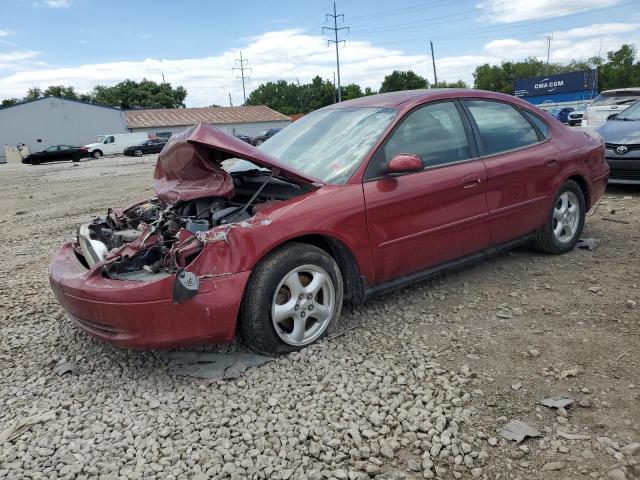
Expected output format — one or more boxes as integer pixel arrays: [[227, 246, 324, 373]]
[[154, 122, 322, 203]]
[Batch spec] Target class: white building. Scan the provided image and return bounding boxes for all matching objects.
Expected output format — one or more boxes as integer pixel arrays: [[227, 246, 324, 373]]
[[0, 97, 127, 163], [124, 105, 291, 139]]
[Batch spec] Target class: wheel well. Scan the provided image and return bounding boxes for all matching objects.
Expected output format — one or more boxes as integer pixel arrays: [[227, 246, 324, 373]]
[[284, 235, 365, 304], [568, 175, 590, 209]]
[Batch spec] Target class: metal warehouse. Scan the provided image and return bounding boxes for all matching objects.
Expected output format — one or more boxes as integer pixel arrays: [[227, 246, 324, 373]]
[[0, 97, 127, 163], [124, 105, 291, 140]]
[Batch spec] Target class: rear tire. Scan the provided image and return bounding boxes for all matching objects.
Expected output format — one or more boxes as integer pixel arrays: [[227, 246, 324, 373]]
[[532, 180, 585, 254], [240, 243, 343, 355], [135, 149, 143, 157], [71, 154, 80, 162]]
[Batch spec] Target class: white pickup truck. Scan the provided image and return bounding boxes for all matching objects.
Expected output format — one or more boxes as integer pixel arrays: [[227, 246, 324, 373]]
[[84, 132, 150, 159]]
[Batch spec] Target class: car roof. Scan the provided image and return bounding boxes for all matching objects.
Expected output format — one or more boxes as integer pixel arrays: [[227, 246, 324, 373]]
[[600, 88, 640, 94], [321, 88, 528, 110]]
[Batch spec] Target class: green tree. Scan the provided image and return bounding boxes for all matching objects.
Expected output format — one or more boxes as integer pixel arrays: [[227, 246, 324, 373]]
[[598, 44, 640, 90], [247, 76, 337, 114], [379, 70, 429, 93], [1, 98, 20, 107], [364, 87, 376, 96], [24, 87, 42, 101], [436, 80, 469, 88], [342, 83, 364, 100], [43, 85, 79, 99], [92, 79, 187, 109]]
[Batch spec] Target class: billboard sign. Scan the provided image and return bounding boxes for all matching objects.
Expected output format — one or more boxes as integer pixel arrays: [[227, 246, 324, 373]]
[[514, 70, 597, 98]]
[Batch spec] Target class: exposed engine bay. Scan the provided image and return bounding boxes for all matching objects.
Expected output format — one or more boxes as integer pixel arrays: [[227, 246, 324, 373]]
[[75, 170, 306, 280]]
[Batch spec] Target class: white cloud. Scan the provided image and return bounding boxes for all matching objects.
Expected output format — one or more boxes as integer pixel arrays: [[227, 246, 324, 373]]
[[0, 25, 637, 106], [0, 30, 10, 38], [483, 23, 640, 63], [43, 0, 71, 8], [0, 50, 41, 70], [477, 0, 619, 23]]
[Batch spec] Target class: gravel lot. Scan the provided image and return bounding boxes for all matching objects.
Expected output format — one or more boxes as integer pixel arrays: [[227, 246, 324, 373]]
[[0, 155, 638, 479]]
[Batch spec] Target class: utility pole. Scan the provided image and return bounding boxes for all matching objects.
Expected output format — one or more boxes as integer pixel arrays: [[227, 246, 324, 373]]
[[323, 2, 349, 102], [228, 92, 233, 107], [161, 72, 165, 83], [296, 77, 302, 113], [232, 51, 251, 104], [430, 41, 438, 88], [546, 35, 553, 64], [332, 71, 337, 103]]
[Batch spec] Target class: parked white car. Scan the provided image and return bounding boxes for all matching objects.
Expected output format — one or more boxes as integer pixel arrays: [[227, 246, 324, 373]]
[[84, 132, 150, 159], [582, 88, 640, 128]]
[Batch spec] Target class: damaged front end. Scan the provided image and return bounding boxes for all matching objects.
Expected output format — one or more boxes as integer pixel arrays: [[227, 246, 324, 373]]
[[72, 122, 318, 303]]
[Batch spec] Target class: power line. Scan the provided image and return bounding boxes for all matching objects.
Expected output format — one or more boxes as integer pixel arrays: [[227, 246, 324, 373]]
[[364, 0, 633, 46], [323, 2, 349, 103], [355, 0, 621, 36], [232, 51, 251, 104]]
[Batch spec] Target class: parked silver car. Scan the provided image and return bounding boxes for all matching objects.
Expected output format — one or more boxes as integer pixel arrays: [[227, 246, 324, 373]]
[[583, 88, 640, 128]]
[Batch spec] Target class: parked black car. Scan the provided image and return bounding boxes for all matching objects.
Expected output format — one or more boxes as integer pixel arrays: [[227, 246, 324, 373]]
[[250, 128, 281, 146], [596, 99, 640, 184], [22, 145, 89, 165], [123, 138, 167, 157], [235, 134, 252, 144]]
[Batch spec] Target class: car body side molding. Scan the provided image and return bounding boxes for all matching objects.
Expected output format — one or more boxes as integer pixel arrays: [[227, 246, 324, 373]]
[[363, 232, 537, 300]]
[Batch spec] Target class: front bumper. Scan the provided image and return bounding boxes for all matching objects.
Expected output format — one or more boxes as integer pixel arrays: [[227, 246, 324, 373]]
[[605, 150, 640, 184], [49, 243, 251, 349]]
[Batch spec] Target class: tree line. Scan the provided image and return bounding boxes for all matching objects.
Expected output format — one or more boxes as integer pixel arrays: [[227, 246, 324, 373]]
[[472, 44, 640, 94], [245, 72, 468, 114], [1, 44, 637, 112], [1, 79, 187, 109]]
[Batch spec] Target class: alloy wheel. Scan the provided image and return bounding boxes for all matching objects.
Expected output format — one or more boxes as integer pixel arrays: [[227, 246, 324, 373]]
[[271, 264, 335, 346], [552, 191, 580, 243]]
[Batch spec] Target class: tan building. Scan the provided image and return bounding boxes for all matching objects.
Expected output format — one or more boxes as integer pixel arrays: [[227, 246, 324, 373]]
[[125, 105, 291, 140]]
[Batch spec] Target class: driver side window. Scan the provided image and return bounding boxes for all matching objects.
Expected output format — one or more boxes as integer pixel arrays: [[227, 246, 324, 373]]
[[104, 136, 115, 144], [367, 101, 472, 179]]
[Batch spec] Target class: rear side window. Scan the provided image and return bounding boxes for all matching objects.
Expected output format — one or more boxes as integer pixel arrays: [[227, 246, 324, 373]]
[[465, 100, 539, 156], [521, 110, 550, 139], [591, 92, 640, 106]]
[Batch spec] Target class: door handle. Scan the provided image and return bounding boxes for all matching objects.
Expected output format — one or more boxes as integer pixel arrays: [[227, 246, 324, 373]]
[[545, 157, 559, 167], [461, 174, 482, 189]]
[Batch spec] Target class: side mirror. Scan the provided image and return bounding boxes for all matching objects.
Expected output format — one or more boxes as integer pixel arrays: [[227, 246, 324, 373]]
[[607, 113, 618, 121], [387, 154, 423, 175]]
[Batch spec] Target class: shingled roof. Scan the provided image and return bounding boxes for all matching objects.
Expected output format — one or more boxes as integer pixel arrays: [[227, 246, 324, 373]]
[[125, 105, 290, 129]]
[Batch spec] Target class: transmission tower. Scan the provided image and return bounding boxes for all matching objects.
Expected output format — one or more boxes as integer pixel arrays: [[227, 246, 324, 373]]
[[232, 51, 251, 104], [323, 2, 349, 102]]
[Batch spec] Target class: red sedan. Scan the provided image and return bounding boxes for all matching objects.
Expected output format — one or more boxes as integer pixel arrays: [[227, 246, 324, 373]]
[[49, 89, 609, 354]]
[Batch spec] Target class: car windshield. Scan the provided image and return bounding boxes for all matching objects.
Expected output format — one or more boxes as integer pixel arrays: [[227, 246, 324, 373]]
[[591, 92, 640, 106], [615, 100, 640, 120], [257, 107, 397, 184]]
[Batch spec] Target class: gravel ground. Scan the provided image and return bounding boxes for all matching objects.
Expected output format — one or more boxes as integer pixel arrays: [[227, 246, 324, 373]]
[[0, 156, 638, 480]]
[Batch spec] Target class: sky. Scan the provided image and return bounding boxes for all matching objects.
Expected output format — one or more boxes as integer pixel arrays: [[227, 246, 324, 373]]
[[0, 0, 639, 107]]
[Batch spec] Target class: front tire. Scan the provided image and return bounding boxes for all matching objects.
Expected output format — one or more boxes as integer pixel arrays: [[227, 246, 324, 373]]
[[92, 150, 102, 159], [240, 243, 343, 355], [533, 180, 585, 254]]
